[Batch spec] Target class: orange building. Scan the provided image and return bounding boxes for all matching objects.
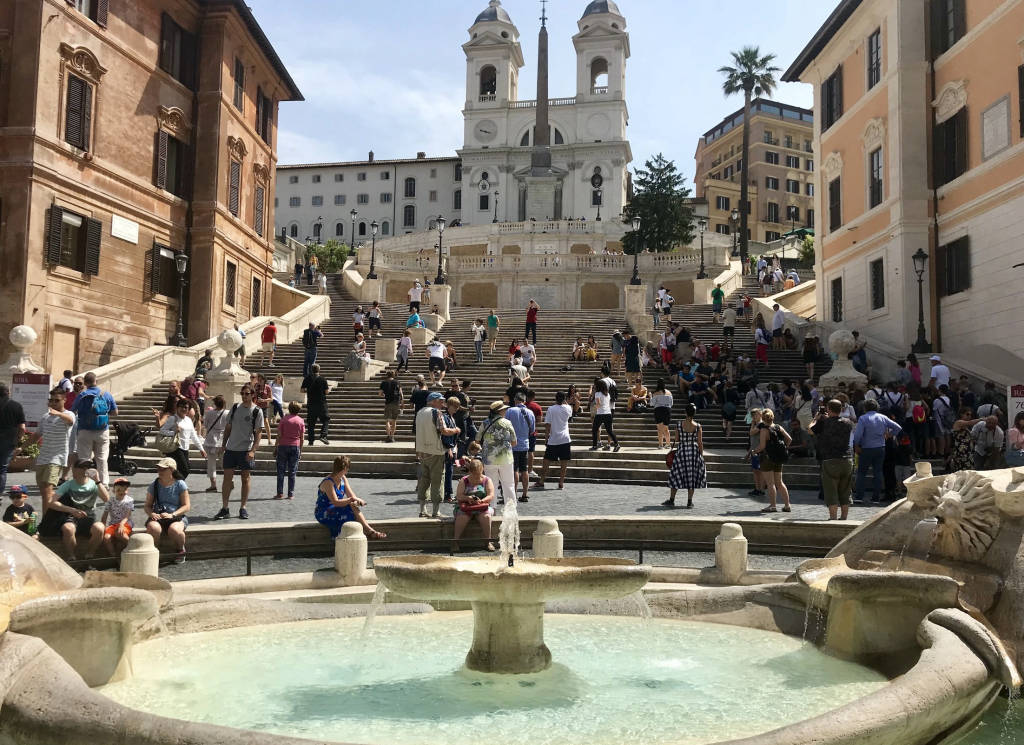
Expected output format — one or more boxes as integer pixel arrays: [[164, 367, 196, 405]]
[[0, 0, 301, 375], [784, 0, 1024, 369]]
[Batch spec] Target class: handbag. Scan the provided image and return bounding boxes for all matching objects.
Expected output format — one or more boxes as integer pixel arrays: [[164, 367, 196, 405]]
[[665, 450, 676, 468], [461, 500, 490, 514], [154, 417, 178, 454]]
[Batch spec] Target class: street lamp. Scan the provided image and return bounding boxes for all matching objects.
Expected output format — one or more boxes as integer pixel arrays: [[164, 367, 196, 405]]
[[493, 190, 500, 223], [434, 215, 447, 285], [367, 220, 379, 279], [730, 207, 740, 257], [696, 218, 708, 279], [350, 208, 358, 265], [628, 215, 642, 285], [911, 248, 932, 353], [595, 188, 603, 221], [315, 216, 323, 245], [173, 252, 188, 347]]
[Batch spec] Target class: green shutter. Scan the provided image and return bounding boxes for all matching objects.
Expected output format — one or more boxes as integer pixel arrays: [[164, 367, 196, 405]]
[[83, 217, 101, 275]]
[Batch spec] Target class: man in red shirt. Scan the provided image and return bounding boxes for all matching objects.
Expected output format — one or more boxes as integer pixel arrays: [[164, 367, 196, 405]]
[[525, 388, 543, 477], [259, 321, 277, 367], [525, 299, 539, 344]]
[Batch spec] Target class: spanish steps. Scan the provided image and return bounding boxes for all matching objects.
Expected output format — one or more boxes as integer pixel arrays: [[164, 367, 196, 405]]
[[113, 270, 830, 489]]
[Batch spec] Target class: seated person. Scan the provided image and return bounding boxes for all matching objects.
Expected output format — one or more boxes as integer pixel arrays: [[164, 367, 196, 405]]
[[689, 375, 716, 410], [145, 457, 191, 564], [627, 380, 650, 413], [101, 477, 134, 557], [571, 336, 587, 361], [451, 458, 495, 553], [38, 459, 108, 560], [585, 335, 599, 361], [509, 352, 531, 385], [4, 485, 38, 540], [406, 311, 424, 328], [787, 419, 812, 457], [507, 338, 522, 363], [676, 365, 696, 394], [782, 328, 798, 350], [445, 340, 458, 371], [352, 333, 370, 359], [315, 455, 386, 539]]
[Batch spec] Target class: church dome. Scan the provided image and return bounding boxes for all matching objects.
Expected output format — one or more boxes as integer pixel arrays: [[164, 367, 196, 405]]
[[475, 0, 512, 25], [582, 0, 621, 17]]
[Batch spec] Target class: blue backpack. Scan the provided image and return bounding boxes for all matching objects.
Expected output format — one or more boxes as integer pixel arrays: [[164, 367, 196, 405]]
[[79, 392, 110, 431]]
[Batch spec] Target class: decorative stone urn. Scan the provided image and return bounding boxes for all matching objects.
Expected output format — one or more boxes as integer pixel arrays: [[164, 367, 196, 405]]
[[0, 325, 45, 386], [819, 329, 867, 389]]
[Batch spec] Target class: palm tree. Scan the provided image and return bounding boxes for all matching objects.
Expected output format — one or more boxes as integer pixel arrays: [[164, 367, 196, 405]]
[[719, 46, 781, 265]]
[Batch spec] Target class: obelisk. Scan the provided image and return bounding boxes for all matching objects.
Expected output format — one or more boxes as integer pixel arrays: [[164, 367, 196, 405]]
[[524, 0, 562, 219]]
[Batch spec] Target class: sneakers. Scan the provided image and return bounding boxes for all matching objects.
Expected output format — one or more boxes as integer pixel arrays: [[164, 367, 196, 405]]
[[213, 508, 230, 520], [419, 509, 429, 518], [518, 496, 529, 503], [173, 550, 186, 565], [602, 444, 611, 451], [589, 445, 600, 451], [238, 508, 249, 520], [747, 489, 763, 497], [613, 444, 621, 452]]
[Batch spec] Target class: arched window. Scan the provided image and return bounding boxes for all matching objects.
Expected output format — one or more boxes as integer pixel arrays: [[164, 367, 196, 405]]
[[520, 131, 530, 146], [358, 222, 367, 236], [479, 65, 497, 96], [554, 128, 564, 145], [335, 222, 344, 237], [381, 221, 390, 236], [289, 223, 298, 237], [590, 57, 609, 92], [520, 127, 565, 146], [404, 177, 416, 198], [403, 204, 416, 227], [480, 171, 490, 183], [454, 189, 462, 210]]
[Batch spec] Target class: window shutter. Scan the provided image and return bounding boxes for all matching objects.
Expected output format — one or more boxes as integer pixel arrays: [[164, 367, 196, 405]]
[[96, 0, 109, 27], [955, 236, 971, 293], [64, 76, 83, 149], [935, 241, 948, 298], [835, 65, 843, 119], [256, 86, 263, 132], [928, 0, 943, 59], [159, 13, 172, 73], [953, 108, 967, 178], [155, 130, 168, 190], [952, 0, 966, 42], [149, 244, 162, 295], [228, 160, 241, 216], [932, 117, 946, 188], [80, 79, 93, 151], [182, 29, 197, 90], [254, 184, 265, 237], [46, 206, 64, 265], [84, 217, 102, 275], [1019, 65, 1024, 137]]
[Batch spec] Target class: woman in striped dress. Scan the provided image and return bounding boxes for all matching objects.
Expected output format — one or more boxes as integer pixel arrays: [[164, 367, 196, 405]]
[[663, 404, 707, 508]]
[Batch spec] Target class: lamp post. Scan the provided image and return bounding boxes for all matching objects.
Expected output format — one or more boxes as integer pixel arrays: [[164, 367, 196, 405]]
[[434, 215, 447, 285], [730, 207, 740, 257], [595, 188, 603, 221], [173, 252, 188, 347], [696, 218, 708, 279], [493, 190, 500, 223], [367, 220, 379, 279], [315, 216, 323, 245], [628, 215, 642, 285], [911, 248, 932, 353], [350, 208, 358, 265]]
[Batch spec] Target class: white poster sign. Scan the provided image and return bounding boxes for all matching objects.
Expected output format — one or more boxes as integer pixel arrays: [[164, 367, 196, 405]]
[[1009, 384, 1024, 420], [12, 373, 52, 432], [111, 214, 139, 244]]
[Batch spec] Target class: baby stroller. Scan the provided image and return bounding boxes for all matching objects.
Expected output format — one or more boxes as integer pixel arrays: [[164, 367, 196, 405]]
[[108, 422, 149, 476]]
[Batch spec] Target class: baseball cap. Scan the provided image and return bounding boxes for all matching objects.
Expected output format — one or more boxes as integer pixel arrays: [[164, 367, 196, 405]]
[[929, 355, 941, 362], [8, 485, 26, 497], [426, 392, 445, 402], [155, 457, 177, 471], [113, 478, 131, 486]]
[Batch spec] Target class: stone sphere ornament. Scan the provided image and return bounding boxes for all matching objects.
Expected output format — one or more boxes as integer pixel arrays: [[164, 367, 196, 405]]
[[9, 325, 38, 351], [217, 329, 243, 353], [828, 329, 857, 358]]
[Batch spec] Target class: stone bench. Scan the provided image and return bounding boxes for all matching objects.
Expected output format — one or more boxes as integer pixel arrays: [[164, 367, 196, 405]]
[[407, 326, 435, 345], [344, 358, 388, 382]]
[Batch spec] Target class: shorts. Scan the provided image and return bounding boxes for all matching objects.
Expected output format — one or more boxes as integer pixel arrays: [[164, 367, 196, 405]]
[[513, 450, 529, 472], [821, 458, 854, 507], [410, 301, 421, 311], [760, 457, 783, 472], [104, 523, 133, 539], [223, 449, 255, 471], [428, 357, 445, 372], [544, 442, 572, 462], [662, 307, 672, 315], [723, 327, 735, 337], [772, 328, 783, 338], [654, 406, 672, 425], [528, 434, 536, 452], [36, 463, 62, 488], [38, 510, 98, 538], [353, 324, 363, 333], [368, 317, 382, 330], [261, 342, 275, 352], [712, 304, 722, 314], [147, 514, 189, 530], [750, 453, 761, 471], [384, 402, 401, 420]]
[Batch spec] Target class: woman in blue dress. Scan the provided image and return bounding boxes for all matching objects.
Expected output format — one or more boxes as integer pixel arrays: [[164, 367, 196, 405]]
[[315, 456, 387, 539]]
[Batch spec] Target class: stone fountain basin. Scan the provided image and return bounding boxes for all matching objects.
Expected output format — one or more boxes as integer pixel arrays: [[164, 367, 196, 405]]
[[373, 555, 651, 604]]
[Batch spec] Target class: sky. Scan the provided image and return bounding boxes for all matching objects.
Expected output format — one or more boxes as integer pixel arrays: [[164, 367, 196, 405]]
[[248, 0, 837, 185]]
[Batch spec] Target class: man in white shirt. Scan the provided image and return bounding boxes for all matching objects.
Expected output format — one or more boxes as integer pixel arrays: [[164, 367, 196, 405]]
[[772, 303, 786, 350], [971, 417, 1005, 470], [928, 355, 951, 389], [722, 307, 737, 351], [535, 391, 573, 490], [745, 385, 775, 413], [520, 341, 537, 370], [408, 282, 423, 313], [426, 339, 447, 387]]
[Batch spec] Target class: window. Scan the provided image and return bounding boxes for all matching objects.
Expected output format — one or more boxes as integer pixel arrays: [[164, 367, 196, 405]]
[[765, 177, 779, 190], [148, 244, 177, 298], [228, 160, 241, 217], [335, 222, 344, 237], [334, 195, 345, 206], [806, 159, 814, 172], [289, 224, 298, 238], [806, 183, 815, 196], [403, 205, 416, 227], [155, 131, 188, 198], [46, 207, 101, 275], [805, 139, 813, 153], [869, 258, 885, 310], [765, 231, 782, 241], [289, 196, 300, 207], [736, 158, 743, 172], [253, 184, 265, 237], [715, 224, 730, 235], [73, 0, 109, 26], [455, 163, 463, 181], [251, 277, 262, 317], [380, 172, 390, 180], [479, 65, 497, 96], [807, 209, 815, 228], [479, 193, 490, 211], [869, 147, 883, 207], [274, 197, 278, 208], [765, 151, 779, 165], [766, 202, 780, 223], [933, 108, 967, 187], [454, 189, 462, 210], [224, 261, 237, 308], [289, 175, 298, 184], [930, 0, 965, 59], [786, 205, 800, 222], [159, 13, 196, 89], [311, 195, 323, 207], [937, 235, 971, 296], [312, 175, 321, 183], [763, 130, 775, 144], [786, 179, 800, 194], [357, 172, 367, 181], [381, 193, 392, 204], [785, 155, 800, 168], [867, 29, 882, 89], [404, 177, 416, 198], [723, 165, 735, 180], [430, 168, 437, 178], [831, 277, 844, 322], [590, 189, 602, 207], [822, 66, 843, 130], [233, 58, 245, 111], [715, 196, 730, 211], [64, 74, 93, 151], [828, 177, 842, 232], [358, 222, 367, 237], [334, 173, 344, 182], [428, 190, 437, 202], [255, 87, 272, 144], [312, 222, 321, 240], [381, 221, 390, 236], [357, 193, 369, 205]]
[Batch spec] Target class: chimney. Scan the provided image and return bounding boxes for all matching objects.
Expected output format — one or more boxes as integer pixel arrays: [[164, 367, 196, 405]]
[[368, 150, 374, 162], [417, 151, 426, 159]]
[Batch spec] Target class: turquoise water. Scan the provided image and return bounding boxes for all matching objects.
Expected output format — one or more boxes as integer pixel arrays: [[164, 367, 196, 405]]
[[955, 697, 1024, 745], [101, 613, 887, 745]]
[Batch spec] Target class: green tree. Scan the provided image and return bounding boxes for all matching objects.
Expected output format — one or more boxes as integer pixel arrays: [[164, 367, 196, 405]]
[[719, 46, 781, 264], [306, 239, 350, 274], [621, 153, 695, 255], [799, 235, 815, 267]]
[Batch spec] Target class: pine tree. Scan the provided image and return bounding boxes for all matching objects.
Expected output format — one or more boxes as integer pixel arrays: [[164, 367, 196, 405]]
[[621, 153, 695, 255]]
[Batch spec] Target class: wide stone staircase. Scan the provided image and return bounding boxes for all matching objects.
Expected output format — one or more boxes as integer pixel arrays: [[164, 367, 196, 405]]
[[112, 272, 829, 489]]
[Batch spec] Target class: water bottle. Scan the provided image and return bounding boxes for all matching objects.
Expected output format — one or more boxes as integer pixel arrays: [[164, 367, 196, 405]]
[[26, 514, 37, 535]]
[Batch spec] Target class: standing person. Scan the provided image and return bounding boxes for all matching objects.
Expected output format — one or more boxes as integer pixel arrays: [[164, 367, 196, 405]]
[[487, 309, 501, 355], [535, 391, 573, 490], [663, 404, 706, 508], [155, 398, 206, 478], [720, 380, 741, 441], [415, 392, 457, 518], [519, 338, 537, 372], [623, 330, 641, 386], [589, 378, 619, 452], [949, 408, 981, 473], [928, 355, 951, 389], [476, 401, 517, 505], [505, 393, 535, 503], [441, 397, 462, 503], [811, 400, 856, 520], [269, 374, 286, 424], [852, 399, 903, 504], [294, 260, 303, 285], [31, 388, 75, 512], [72, 372, 117, 487], [301, 322, 323, 379], [907, 388, 930, 457], [259, 321, 277, 367], [1005, 412, 1024, 468], [753, 409, 793, 512], [38, 459, 108, 559], [408, 374, 431, 434], [710, 283, 726, 323], [215, 385, 263, 520], [970, 416, 1005, 470], [747, 409, 766, 497], [609, 332, 625, 376], [802, 335, 818, 381], [771, 304, 786, 350], [57, 371, 74, 393], [301, 364, 331, 446], [722, 305, 737, 351], [524, 299, 539, 344], [651, 296, 661, 329], [651, 379, 674, 449], [472, 318, 487, 364], [251, 374, 274, 444], [524, 389, 543, 476], [352, 306, 365, 340], [906, 353, 923, 387], [931, 384, 955, 457], [315, 456, 386, 540], [379, 370, 403, 443], [100, 478, 134, 558], [397, 329, 413, 373], [754, 317, 770, 367], [317, 271, 327, 296], [426, 338, 448, 388], [273, 401, 305, 500], [202, 395, 228, 493], [367, 301, 384, 337], [145, 458, 191, 563], [408, 281, 423, 313]]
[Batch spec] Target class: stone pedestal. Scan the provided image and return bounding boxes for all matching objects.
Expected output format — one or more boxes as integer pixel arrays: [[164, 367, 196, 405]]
[[206, 330, 254, 405], [360, 276, 382, 304], [691, 278, 715, 305], [524, 175, 560, 222], [335, 522, 373, 586], [376, 338, 397, 363], [819, 330, 867, 390], [624, 284, 647, 319], [344, 358, 388, 382], [532, 518, 563, 559], [422, 313, 444, 332], [431, 284, 451, 321], [0, 325, 45, 386], [714, 523, 748, 584], [467, 601, 551, 674], [119, 533, 159, 577], [407, 326, 435, 346]]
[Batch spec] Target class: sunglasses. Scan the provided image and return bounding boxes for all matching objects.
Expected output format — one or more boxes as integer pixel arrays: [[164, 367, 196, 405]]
[[241, 390, 253, 395]]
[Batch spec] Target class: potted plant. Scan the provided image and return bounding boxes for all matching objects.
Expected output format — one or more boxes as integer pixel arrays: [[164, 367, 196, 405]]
[[9, 433, 39, 472]]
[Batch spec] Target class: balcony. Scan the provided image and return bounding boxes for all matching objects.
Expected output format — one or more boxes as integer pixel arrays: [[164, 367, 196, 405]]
[[764, 137, 780, 145], [591, 86, 608, 95], [509, 97, 578, 109], [478, 93, 496, 103]]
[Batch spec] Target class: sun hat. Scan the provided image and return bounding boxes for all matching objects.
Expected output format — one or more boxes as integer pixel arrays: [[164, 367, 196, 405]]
[[155, 457, 177, 471], [489, 400, 508, 413], [930, 355, 941, 362]]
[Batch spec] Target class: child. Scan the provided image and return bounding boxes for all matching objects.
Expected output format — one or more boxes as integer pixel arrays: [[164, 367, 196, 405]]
[[101, 478, 134, 556], [353, 306, 365, 340], [3, 485, 38, 539], [270, 374, 286, 422]]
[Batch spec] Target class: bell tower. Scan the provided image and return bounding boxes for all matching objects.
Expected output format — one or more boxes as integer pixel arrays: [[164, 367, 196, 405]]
[[464, 1, 524, 111], [573, 0, 630, 104]]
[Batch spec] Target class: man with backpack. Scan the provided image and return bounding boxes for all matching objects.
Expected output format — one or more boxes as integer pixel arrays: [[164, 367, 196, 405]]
[[301, 322, 323, 378], [214, 384, 264, 520], [73, 372, 117, 487], [852, 399, 903, 504]]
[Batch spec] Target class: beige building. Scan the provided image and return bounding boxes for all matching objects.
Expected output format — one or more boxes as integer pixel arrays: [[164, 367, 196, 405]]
[[694, 99, 816, 243], [784, 0, 1024, 370], [0, 0, 300, 374]]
